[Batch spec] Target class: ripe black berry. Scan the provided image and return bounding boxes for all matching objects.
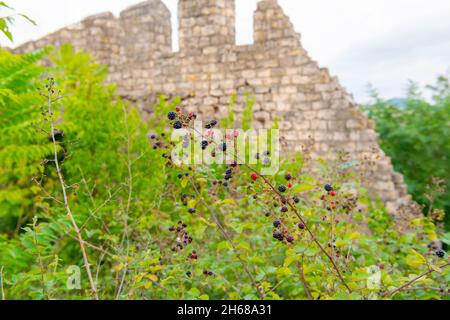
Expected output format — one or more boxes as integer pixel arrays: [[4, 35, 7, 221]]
[[168, 111, 177, 120], [273, 231, 284, 241], [273, 220, 281, 228], [281, 206, 288, 213], [201, 140, 208, 150], [188, 208, 196, 214], [173, 121, 182, 129], [278, 185, 287, 193], [436, 250, 445, 258], [222, 143, 227, 152], [222, 182, 228, 187], [324, 184, 333, 192], [293, 197, 300, 204], [225, 168, 232, 175], [177, 173, 183, 179], [298, 222, 305, 230], [286, 235, 294, 243], [285, 174, 292, 181]]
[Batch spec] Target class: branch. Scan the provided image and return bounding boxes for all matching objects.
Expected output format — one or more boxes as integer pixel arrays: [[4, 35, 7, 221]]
[[385, 262, 450, 298], [45, 78, 99, 300], [187, 176, 265, 300]]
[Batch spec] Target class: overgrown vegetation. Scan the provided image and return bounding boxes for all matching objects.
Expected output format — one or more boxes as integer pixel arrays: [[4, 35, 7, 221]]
[[0, 46, 448, 300], [365, 79, 450, 234]]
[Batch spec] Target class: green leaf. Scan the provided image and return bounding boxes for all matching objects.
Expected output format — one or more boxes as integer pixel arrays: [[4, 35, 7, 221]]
[[406, 249, 427, 268]]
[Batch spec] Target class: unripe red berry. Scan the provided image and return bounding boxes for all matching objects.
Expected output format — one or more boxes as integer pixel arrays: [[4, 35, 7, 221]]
[[250, 172, 258, 181]]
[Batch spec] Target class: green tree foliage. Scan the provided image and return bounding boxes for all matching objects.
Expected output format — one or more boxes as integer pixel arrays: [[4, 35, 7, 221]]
[[364, 78, 450, 228], [0, 47, 448, 300], [0, 2, 35, 43]]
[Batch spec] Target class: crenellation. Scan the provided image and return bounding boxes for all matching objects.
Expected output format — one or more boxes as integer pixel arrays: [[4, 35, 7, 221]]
[[11, 0, 415, 215]]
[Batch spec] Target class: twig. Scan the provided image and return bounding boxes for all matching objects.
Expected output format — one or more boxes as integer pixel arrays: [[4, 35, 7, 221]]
[[45, 78, 99, 300], [116, 106, 133, 300], [188, 176, 265, 300], [385, 262, 450, 298], [0, 266, 5, 300], [297, 257, 313, 299], [189, 125, 351, 293], [32, 217, 49, 300]]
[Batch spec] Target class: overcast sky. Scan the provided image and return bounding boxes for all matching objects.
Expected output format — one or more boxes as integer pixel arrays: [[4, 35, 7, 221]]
[[1, 0, 450, 102]]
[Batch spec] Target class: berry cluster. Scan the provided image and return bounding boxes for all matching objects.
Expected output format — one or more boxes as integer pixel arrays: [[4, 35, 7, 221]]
[[202, 269, 214, 276], [272, 219, 294, 244], [188, 250, 198, 260], [167, 108, 198, 130], [169, 221, 193, 252], [205, 119, 218, 129]]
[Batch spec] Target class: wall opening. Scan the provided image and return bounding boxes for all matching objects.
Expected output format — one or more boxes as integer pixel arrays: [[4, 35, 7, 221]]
[[235, 0, 257, 45]]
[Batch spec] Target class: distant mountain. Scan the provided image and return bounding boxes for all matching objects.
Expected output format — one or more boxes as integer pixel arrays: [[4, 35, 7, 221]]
[[386, 98, 408, 108]]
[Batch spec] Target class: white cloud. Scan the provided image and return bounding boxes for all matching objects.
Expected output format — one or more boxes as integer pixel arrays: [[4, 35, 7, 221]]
[[1, 0, 449, 102]]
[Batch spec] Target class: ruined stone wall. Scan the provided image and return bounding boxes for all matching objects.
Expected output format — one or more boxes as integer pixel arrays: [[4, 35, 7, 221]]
[[13, 0, 412, 213]]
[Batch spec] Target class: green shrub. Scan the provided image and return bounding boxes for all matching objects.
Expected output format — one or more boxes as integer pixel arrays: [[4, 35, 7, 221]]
[[0, 47, 448, 300]]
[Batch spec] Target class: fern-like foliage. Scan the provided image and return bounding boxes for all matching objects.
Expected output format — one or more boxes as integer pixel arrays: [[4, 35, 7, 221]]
[[0, 49, 53, 232]]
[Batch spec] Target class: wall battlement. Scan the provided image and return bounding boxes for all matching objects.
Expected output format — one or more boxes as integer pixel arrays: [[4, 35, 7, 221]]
[[13, 0, 413, 215]]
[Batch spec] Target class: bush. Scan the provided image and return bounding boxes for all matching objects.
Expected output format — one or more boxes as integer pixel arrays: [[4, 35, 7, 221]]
[[364, 79, 450, 232], [0, 47, 448, 300]]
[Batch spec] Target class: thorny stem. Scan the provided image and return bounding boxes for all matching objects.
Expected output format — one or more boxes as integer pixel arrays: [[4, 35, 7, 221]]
[[385, 262, 450, 298], [249, 167, 352, 293], [297, 257, 313, 300], [45, 79, 99, 300], [188, 176, 265, 300], [189, 125, 352, 293]]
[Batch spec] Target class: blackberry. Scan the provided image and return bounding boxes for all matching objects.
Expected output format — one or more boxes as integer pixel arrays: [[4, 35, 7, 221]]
[[188, 208, 196, 214], [222, 182, 228, 187], [285, 174, 292, 181], [168, 111, 177, 120], [436, 250, 445, 258], [177, 173, 183, 179], [293, 197, 300, 204], [173, 121, 183, 129], [324, 184, 333, 192], [201, 140, 208, 150], [225, 168, 232, 175], [273, 231, 284, 241], [278, 185, 287, 193], [224, 174, 232, 180], [273, 219, 281, 228]]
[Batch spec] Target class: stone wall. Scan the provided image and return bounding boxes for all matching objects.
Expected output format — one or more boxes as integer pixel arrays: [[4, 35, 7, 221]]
[[13, 0, 412, 214]]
